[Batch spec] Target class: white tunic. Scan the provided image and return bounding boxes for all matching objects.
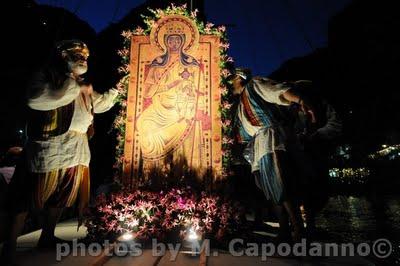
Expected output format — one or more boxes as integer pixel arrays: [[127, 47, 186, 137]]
[[238, 77, 291, 172], [27, 77, 118, 173]]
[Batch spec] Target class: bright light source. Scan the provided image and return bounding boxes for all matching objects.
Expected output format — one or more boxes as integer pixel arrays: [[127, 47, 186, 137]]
[[266, 222, 280, 228], [382, 144, 387, 148], [18, 130, 23, 134], [119, 232, 134, 241], [188, 228, 199, 241]]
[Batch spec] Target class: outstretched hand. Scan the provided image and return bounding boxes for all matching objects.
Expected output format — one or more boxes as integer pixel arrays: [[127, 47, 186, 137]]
[[299, 98, 316, 124]]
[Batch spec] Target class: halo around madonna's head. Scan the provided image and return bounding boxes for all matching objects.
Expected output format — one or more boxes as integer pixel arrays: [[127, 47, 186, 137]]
[[150, 15, 199, 53]]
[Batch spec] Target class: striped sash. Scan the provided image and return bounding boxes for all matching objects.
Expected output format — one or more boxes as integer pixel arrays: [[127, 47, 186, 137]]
[[235, 84, 281, 142]]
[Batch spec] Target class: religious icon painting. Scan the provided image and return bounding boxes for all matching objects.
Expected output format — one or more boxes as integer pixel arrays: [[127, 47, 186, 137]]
[[123, 15, 223, 186]]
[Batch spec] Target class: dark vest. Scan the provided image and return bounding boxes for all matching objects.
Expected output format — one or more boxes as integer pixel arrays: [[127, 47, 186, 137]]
[[27, 101, 75, 140]]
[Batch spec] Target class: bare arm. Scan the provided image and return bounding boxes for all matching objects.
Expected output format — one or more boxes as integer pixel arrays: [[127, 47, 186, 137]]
[[282, 89, 316, 123], [281, 89, 301, 104], [92, 88, 119, 113]]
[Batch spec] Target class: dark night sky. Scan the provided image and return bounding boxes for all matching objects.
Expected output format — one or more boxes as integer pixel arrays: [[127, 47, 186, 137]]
[[37, 0, 352, 76]]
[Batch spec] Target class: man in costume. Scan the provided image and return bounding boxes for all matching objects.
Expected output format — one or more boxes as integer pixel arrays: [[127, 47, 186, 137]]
[[290, 81, 342, 237], [1, 39, 118, 264], [229, 68, 315, 242]]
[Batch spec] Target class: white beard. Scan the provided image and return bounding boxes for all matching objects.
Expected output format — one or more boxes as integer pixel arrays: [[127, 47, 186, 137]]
[[68, 61, 88, 76]]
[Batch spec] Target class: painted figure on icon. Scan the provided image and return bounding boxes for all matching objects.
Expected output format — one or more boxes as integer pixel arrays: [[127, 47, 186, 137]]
[[136, 29, 209, 175]]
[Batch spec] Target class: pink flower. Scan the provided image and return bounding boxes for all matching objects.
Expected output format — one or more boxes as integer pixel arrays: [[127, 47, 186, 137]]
[[177, 196, 186, 208], [204, 22, 214, 34], [86, 186, 246, 242], [219, 42, 230, 50], [222, 101, 233, 109], [191, 9, 199, 18], [116, 225, 125, 233], [116, 81, 126, 92], [220, 86, 228, 95], [127, 218, 139, 228], [106, 220, 117, 231], [218, 25, 226, 32], [221, 69, 231, 78], [146, 19, 156, 28], [117, 64, 130, 74], [221, 149, 227, 157], [117, 48, 129, 57], [222, 136, 234, 145], [155, 9, 164, 17], [133, 26, 144, 35], [222, 119, 231, 127], [121, 30, 133, 39]]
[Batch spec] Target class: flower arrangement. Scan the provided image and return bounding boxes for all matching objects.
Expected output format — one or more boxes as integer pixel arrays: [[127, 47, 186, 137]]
[[85, 187, 245, 243], [111, 3, 235, 180]]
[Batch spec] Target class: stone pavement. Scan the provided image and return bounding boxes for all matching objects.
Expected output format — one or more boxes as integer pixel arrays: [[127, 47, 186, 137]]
[[0, 219, 376, 266]]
